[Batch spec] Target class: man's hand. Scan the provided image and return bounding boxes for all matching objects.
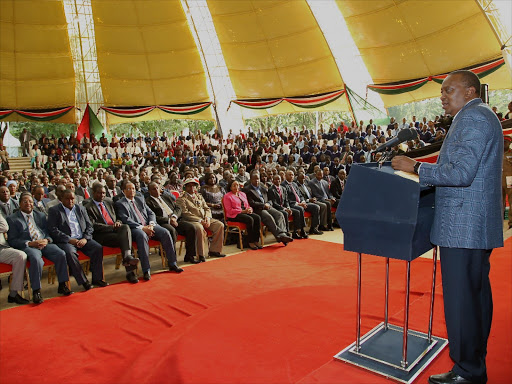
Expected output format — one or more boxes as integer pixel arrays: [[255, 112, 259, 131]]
[[29, 239, 48, 249], [263, 203, 270, 210], [285, 207, 292, 215], [391, 156, 416, 173], [142, 225, 155, 237], [113, 221, 122, 229], [299, 202, 307, 208], [170, 217, 178, 227], [69, 238, 79, 246], [310, 197, 317, 203], [201, 217, 211, 229], [76, 239, 87, 248]]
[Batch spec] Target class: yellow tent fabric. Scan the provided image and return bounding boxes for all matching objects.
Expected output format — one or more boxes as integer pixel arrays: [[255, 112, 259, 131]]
[[336, 0, 512, 107], [207, 0, 346, 117], [0, 0, 75, 112], [91, 0, 213, 119]]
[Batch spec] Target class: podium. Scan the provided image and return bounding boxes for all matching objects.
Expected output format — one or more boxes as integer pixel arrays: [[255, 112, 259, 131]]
[[334, 163, 448, 383]]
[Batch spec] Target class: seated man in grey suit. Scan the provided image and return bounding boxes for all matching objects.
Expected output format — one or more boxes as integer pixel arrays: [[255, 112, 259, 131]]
[[308, 169, 336, 231], [115, 181, 183, 281], [0, 214, 29, 305], [0, 186, 18, 218], [84, 183, 140, 284], [32, 185, 51, 216], [7, 192, 71, 304], [75, 176, 92, 200], [243, 172, 293, 246], [48, 189, 107, 290]]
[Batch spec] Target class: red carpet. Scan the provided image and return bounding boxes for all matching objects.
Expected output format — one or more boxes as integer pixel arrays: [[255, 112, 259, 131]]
[[0, 238, 510, 384]]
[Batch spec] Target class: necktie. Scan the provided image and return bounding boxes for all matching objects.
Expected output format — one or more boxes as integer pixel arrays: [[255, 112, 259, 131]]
[[301, 184, 310, 199], [26, 215, 40, 240], [84, 188, 90, 199], [277, 187, 283, 204], [159, 197, 173, 217], [99, 203, 114, 225], [289, 183, 300, 203], [112, 188, 116, 197], [132, 200, 146, 226], [3, 203, 10, 216]]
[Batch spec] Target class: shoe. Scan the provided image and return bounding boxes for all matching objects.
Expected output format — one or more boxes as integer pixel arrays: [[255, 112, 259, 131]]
[[143, 271, 151, 281], [428, 371, 474, 384], [292, 231, 301, 240], [126, 272, 139, 284], [248, 244, 259, 250], [327, 226, 335, 231], [299, 230, 309, 239], [58, 283, 74, 296], [199, 256, 206, 262], [8, 293, 29, 305], [279, 235, 293, 244], [92, 280, 109, 288], [318, 225, 328, 231], [169, 264, 184, 273], [184, 256, 200, 264], [208, 251, 226, 258], [82, 281, 92, 291], [256, 243, 263, 249], [309, 228, 323, 235], [33, 291, 44, 304], [122, 255, 139, 267]]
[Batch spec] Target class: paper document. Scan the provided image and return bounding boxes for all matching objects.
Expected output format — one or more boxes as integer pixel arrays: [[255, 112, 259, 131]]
[[394, 170, 420, 183]]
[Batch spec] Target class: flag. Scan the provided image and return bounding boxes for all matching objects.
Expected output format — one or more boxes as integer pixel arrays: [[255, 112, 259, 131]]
[[77, 104, 104, 141]]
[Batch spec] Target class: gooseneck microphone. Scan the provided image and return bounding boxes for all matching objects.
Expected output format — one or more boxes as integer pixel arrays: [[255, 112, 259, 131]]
[[374, 128, 418, 153]]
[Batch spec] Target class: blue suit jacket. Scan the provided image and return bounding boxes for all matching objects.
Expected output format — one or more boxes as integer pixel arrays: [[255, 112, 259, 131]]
[[47, 203, 94, 243], [114, 196, 156, 230], [6, 210, 52, 249], [419, 98, 503, 249]]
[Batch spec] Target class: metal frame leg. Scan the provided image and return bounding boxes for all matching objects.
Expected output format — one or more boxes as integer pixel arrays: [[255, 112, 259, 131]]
[[401, 260, 411, 368], [356, 252, 362, 352], [384, 257, 389, 330], [428, 247, 438, 343]]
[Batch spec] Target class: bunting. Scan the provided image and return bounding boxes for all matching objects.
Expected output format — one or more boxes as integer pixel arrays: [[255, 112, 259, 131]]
[[101, 102, 212, 118], [232, 90, 345, 110], [0, 106, 73, 121], [368, 58, 505, 95]]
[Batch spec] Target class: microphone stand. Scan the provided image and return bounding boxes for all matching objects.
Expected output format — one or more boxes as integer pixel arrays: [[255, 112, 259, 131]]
[[377, 150, 394, 168]]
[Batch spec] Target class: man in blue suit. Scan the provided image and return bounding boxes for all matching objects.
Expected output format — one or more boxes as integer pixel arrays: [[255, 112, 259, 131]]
[[392, 70, 503, 384], [115, 181, 183, 281], [48, 189, 107, 290], [7, 192, 71, 304]]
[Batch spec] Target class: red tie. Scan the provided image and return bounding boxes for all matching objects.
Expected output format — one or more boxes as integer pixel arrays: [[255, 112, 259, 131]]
[[277, 187, 283, 204], [112, 188, 116, 196], [132, 200, 146, 226], [99, 203, 114, 225], [84, 188, 90, 199], [290, 183, 300, 203]]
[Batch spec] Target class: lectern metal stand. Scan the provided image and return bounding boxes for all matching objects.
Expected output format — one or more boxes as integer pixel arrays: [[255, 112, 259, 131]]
[[335, 163, 448, 383]]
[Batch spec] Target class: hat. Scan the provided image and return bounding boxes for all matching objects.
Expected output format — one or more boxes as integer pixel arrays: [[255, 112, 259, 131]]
[[183, 177, 199, 186], [6, 180, 17, 187]]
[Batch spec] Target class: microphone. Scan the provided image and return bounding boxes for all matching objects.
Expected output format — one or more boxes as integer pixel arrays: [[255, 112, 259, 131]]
[[374, 128, 418, 153]]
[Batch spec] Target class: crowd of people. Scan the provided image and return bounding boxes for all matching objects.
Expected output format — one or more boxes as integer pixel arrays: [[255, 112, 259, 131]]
[[0, 106, 509, 306]]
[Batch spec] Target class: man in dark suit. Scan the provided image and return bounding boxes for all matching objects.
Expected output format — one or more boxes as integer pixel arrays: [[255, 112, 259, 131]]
[[145, 182, 199, 264], [296, 172, 329, 231], [32, 185, 51, 216], [243, 172, 292, 245], [7, 193, 71, 304], [0, 186, 18, 218], [115, 181, 183, 281], [105, 175, 121, 199], [392, 71, 503, 384], [282, 170, 322, 235], [48, 190, 107, 290], [267, 174, 307, 239], [75, 176, 92, 200], [308, 169, 337, 231], [84, 183, 140, 284], [330, 169, 346, 200]]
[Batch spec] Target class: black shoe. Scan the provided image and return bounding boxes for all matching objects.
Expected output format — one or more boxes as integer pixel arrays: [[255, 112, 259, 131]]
[[82, 281, 92, 291], [428, 371, 474, 384], [327, 226, 334, 231], [184, 256, 200, 264], [292, 231, 301, 240], [208, 251, 226, 258], [248, 244, 259, 250], [143, 271, 151, 281], [58, 284, 74, 296], [126, 272, 139, 284], [279, 235, 293, 244], [299, 230, 309, 239], [8, 293, 29, 305], [199, 256, 206, 263], [92, 280, 109, 288], [256, 244, 263, 249], [309, 228, 323, 235], [318, 225, 328, 231], [122, 255, 139, 267], [33, 291, 44, 304], [169, 264, 184, 273]]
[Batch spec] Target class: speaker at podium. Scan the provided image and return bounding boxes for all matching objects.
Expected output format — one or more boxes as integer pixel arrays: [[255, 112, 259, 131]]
[[334, 162, 448, 384]]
